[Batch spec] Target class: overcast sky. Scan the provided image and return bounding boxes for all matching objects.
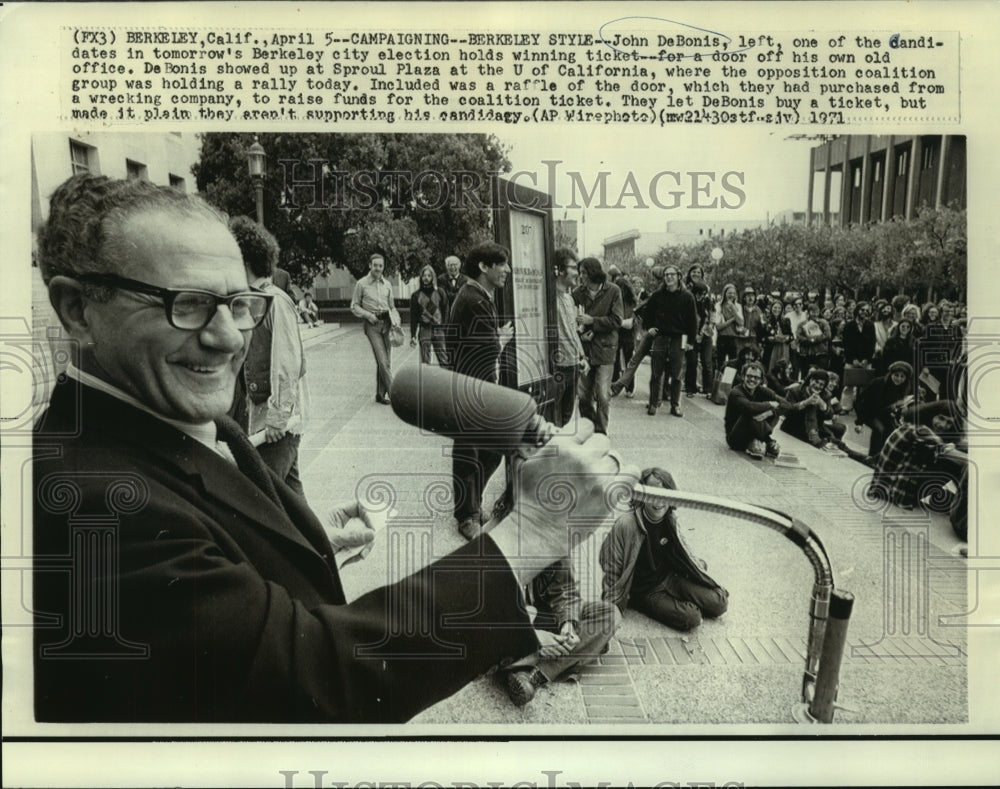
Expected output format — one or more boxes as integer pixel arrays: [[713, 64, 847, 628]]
[[504, 127, 819, 256]]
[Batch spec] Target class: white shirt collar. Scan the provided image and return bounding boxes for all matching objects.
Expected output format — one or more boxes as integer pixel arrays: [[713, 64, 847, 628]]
[[66, 363, 220, 450]]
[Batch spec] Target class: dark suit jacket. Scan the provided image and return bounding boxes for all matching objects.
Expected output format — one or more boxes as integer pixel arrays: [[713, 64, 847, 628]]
[[843, 320, 876, 364], [437, 272, 470, 305], [448, 281, 502, 383], [33, 380, 537, 722]]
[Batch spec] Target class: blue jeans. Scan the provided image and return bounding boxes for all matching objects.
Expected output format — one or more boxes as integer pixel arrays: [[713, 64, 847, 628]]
[[417, 325, 448, 366], [649, 335, 684, 409], [363, 319, 393, 399], [631, 573, 729, 631], [685, 336, 714, 395], [578, 363, 613, 435], [551, 364, 579, 429], [257, 432, 304, 497]]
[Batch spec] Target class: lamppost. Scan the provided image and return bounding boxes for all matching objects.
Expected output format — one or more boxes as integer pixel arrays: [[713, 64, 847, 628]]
[[247, 135, 266, 226]]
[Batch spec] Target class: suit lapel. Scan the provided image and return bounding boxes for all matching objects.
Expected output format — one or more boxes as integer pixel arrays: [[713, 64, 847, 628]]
[[58, 381, 329, 561]]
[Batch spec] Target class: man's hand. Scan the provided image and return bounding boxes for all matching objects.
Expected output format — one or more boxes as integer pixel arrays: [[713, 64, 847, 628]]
[[366, 313, 379, 325], [536, 622, 580, 658], [410, 336, 418, 347], [576, 313, 595, 327], [498, 321, 514, 349], [265, 425, 285, 443], [488, 420, 637, 587], [648, 327, 660, 336]]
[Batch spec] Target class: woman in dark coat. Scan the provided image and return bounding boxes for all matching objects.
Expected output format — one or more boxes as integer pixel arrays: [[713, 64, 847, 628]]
[[762, 299, 792, 372], [880, 318, 917, 371], [854, 360, 914, 458]]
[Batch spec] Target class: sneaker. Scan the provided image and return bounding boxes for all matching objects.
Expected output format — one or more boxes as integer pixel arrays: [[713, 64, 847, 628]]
[[670, 405, 683, 418], [745, 439, 765, 459], [504, 668, 547, 707], [647, 404, 657, 416], [624, 390, 635, 399], [685, 391, 696, 398], [765, 439, 781, 458], [610, 382, 623, 397]]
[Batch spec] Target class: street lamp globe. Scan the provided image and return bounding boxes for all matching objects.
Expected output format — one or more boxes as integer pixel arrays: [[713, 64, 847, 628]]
[[645, 257, 655, 269], [247, 137, 266, 179], [711, 247, 724, 262]]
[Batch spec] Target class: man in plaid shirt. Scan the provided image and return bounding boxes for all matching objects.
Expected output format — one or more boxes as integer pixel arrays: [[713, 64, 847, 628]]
[[869, 403, 966, 508]]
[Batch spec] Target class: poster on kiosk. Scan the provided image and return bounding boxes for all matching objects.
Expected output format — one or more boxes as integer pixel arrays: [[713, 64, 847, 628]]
[[491, 176, 558, 421]]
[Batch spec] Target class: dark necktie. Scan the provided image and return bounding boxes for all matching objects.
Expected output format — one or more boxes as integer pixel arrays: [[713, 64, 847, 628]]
[[214, 415, 286, 512]]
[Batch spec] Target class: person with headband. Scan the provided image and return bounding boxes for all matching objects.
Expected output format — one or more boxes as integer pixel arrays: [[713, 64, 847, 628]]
[[600, 468, 728, 632]]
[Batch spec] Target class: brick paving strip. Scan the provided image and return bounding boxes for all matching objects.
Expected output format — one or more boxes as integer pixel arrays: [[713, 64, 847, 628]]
[[579, 633, 965, 723]]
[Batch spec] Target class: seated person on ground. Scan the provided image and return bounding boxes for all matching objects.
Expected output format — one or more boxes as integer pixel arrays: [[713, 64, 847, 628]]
[[781, 368, 840, 448], [766, 358, 795, 395], [726, 345, 761, 388], [869, 400, 967, 510], [723, 360, 793, 459], [500, 557, 618, 707], [854, 360, 914, 458], [600, 468, 728, 632], [297, 291, 321, 327]]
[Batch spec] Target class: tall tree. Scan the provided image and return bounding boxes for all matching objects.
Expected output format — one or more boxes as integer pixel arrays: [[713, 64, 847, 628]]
[[192, 133, 510, 285]]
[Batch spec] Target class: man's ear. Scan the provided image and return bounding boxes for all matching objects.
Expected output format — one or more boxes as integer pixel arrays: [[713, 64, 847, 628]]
[[47, 275, 96, 344]]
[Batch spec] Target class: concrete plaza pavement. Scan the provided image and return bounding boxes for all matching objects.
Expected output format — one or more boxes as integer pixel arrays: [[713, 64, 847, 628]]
[[297, 322, 970, 728]]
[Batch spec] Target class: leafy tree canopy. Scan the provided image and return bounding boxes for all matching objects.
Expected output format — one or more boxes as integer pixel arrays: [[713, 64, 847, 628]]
[[192, 133, 511, 285]]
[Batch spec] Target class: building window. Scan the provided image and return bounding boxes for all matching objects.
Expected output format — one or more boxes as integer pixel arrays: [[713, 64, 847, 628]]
[[897, 150, 909, 177], [853, 166, 862, 188], [922, 145, 936, 170], [126, 159, 148, 181], [169, 174, 186, 191], [873, 160, 882, 182], [69, 139, 93, 175]]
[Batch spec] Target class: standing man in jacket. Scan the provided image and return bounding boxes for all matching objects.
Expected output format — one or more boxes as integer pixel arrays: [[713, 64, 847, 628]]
[[436, 254, 469, 369], [552, 248, 588, 428], [608, 265, 637, 398], [643, 265, 697, 417], [447, 242, 514, 539], [841, 301, 877, 411], [350, 251, 399, 404], [574, 257, 623, 435], [230, 215, 307, 496]]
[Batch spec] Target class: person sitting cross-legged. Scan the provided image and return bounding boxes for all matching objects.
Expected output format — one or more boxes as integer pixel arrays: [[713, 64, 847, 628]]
[[600, 468, 728, 632], [501, 557, 618, 707], [781, 367, 837, 449], [723, 360, 794, 459]]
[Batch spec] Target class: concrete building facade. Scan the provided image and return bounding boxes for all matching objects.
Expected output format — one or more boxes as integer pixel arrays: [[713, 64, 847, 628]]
[[31, 132, 202, 232], [807, 135, 966, 227]]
